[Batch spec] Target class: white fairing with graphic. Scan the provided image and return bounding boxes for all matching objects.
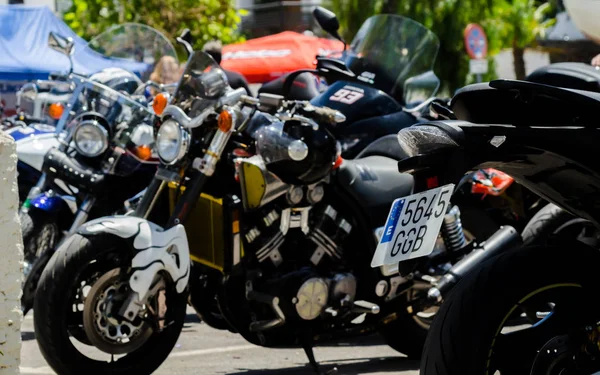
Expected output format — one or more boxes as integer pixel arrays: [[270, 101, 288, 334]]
[[82, 216, 190, 296], [5, 126, 61, 171]]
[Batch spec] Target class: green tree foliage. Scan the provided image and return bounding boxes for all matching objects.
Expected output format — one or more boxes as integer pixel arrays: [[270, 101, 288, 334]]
[[63, 0, 245, 59], [328, 0, 553, 91], [493, 0, 555, 79]]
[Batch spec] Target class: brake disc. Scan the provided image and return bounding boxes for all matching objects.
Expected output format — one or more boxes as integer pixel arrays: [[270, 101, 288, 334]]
[[82, 268, 153, 355], [531, 335, 576, 375]]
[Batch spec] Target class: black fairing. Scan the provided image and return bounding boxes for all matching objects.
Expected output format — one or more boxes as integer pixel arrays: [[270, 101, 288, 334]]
[[451, 79, 600, 126], [525, 62, 600, 93], [401, 80, 600, 226]]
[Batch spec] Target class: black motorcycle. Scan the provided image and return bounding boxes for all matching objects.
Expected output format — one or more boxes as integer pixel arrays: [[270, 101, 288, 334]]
[[259, 7, 443, 159], [383, 79, 600, 375], [32, 42, 523, 374]]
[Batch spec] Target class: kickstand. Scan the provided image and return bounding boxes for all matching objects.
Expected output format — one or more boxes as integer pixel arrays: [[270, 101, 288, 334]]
[[302, 343, 338, 375]]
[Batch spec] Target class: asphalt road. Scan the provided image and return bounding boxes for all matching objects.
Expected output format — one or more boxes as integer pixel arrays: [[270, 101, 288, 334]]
[[20, 307, 420, 375]]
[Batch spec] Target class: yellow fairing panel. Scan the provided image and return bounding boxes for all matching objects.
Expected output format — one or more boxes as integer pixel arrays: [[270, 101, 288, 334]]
[[168, 182, 224, 271], [240, 162, 266, 210]]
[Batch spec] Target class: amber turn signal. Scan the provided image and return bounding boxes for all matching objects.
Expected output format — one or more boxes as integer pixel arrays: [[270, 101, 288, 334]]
[[135, 145, 152, 160], [218, 109, 233, 132], [48, 103, 64, 120], [153, 93, 169, 116]]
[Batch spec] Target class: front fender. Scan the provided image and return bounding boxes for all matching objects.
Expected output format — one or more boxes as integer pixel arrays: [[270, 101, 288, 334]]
[[78, 216, 190, 296]]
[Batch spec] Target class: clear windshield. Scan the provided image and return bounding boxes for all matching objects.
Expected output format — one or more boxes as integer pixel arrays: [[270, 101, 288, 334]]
[[170, 52, 230, 118], [58, 79, 152, 147], [344, 14, 440, 103], [77, 23, 178, 81]]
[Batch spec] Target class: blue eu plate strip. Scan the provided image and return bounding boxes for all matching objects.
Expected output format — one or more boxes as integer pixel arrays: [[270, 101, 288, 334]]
[[380, 199, 404, 244]]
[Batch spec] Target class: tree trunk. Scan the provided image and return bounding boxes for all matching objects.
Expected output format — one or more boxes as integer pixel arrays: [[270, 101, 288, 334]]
[[512, 43, 526, 80], [383, 0, 398, 13]]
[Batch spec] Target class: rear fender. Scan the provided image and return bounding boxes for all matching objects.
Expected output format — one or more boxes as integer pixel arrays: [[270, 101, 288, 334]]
[[78, 216, 190, 297]]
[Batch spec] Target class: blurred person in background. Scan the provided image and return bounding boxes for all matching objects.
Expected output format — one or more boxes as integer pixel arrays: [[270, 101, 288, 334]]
[[150, 55, 181, 85], [202, 40, 251, 93]]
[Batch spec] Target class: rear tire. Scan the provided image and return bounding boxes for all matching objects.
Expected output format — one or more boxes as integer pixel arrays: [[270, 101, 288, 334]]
[[421, 242, 600, 375], [381, 308, 429, 359], [522, 203, 577, 245], [34, 234, 187, 375]]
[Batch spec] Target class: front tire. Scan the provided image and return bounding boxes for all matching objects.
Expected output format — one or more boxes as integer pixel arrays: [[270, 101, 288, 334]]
[[421, 242, 600, 375], [34, 234, 187, 375], [20, 210, 60, 262]]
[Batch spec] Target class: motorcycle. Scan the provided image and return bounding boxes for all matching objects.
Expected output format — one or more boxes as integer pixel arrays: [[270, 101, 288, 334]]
[[4, 24, 178, 204], [19, 26, 178, 315], [33, 33, 522, 373], [374, 78, 600, 374], [259, 8, 541, 238], [258, 7, 444, 159]]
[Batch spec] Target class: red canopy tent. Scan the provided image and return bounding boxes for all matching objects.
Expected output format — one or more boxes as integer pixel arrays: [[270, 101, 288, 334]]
[[221, 31, 344, 84]]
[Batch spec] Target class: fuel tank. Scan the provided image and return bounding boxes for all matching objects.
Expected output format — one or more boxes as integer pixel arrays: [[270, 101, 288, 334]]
[[311, 81, 416, 158], [310, 81, 402, 125]]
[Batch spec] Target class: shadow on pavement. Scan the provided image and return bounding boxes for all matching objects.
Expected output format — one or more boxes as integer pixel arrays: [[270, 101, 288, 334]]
[[227, 356, 418, 374], [22, 331, 36, 341]]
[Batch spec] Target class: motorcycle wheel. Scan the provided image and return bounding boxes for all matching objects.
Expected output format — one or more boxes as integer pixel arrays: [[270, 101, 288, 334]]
[[523, 203, 600, 247], [20, 210, 60, 262], [380, 282, 431, 359], [421, 243, 600, 375], [21, 210, 60, 314], [34, 234, 187, 375]]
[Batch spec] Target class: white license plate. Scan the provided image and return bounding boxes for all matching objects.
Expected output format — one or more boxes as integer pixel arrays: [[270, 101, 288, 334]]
[[371, 184, 455, 267]]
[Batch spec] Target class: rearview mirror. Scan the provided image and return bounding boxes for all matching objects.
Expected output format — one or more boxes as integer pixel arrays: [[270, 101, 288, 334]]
[[48, 32, 75, 56], [403, 71, 441, 107], [180, 29, 193, 44], [313, 7, 344, 43]]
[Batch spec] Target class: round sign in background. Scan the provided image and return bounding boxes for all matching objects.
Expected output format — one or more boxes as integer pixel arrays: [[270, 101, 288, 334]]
[[464, 23, 488, 60]]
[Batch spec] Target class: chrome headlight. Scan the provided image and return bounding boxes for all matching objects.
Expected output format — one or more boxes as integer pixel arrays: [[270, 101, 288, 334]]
[[156, 119, 190, 164], [73, 120, 109, 157]]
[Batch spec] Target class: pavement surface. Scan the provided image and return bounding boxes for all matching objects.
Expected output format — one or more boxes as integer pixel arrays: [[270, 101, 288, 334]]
[[20, 307, 420, 375]]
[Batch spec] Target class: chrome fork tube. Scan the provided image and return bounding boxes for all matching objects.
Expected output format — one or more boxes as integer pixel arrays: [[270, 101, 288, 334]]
[[65, 196, 96, 237]]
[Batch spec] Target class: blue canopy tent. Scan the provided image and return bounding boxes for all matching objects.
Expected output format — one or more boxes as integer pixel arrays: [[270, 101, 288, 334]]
[[0, 5, 150, 81]]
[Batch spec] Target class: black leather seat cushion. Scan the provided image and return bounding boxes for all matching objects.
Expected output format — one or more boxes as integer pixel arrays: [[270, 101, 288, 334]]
[[258, 72, 320, 101], [355, 134, 410, 161], [337, 156, 414, 226]]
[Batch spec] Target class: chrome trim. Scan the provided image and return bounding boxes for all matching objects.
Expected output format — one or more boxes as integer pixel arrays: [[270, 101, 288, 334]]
[[162, 105, 213, 129]]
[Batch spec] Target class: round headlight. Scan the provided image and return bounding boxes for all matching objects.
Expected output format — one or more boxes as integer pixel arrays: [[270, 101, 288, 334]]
[[156, 120, 190, 164], [73, 120, 109, 157]]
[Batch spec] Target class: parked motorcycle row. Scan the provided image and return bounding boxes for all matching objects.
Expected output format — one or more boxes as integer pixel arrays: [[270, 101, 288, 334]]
[[5, 6, 600, 375]]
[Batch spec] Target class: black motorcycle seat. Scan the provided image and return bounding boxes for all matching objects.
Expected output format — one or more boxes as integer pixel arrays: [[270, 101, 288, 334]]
[[337, 156, 414, 226], [258, 72, 320, 101], [355, 134, 411, 160], [452, 79, 600, 126]]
